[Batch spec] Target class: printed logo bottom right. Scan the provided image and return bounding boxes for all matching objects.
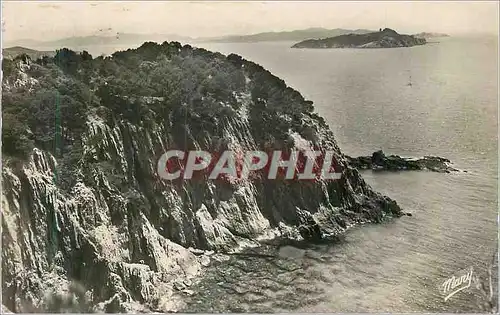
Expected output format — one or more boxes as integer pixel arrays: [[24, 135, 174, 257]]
[[439, 254, 498, 313]]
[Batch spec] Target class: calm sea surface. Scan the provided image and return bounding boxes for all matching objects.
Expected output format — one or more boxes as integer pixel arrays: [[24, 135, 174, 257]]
[[60, 38, 499, 312], [195, 38, 498, 313]]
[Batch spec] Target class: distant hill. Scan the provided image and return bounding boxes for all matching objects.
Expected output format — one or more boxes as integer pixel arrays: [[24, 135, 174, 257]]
[[3, 29, 376, 49], [4, 33, 195, 50], [292, 28, 426, 49], [203, 28, 374, 43], [413, 32, 450, 39], [2, 46, 55, 59]]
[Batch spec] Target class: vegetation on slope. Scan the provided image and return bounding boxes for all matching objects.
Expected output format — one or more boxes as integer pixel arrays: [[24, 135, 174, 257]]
[[2, 41, 321, 165]]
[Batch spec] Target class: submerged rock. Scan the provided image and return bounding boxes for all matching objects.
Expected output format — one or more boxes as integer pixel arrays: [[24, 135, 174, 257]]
[[346, 150, 460, 173]]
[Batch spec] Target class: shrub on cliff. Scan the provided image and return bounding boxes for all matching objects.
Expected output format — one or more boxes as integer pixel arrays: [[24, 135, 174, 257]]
[[2, 55, 89, 159], [2, 112, 35, 159]]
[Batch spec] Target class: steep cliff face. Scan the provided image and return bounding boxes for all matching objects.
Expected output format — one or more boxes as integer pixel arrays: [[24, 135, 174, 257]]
[[2, 42, 401, 312]]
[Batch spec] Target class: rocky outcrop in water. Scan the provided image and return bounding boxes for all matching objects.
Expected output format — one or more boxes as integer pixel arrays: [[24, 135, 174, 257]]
[[292, 28, 426, 49], [346, 150, 460, 173], [2, 42, 402, 312]]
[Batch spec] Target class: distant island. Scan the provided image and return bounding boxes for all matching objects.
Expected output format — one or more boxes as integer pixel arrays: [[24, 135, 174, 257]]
[[292, 28, 427, 49], [2, 46, 55, 59], [412, 32, 450, 39], [203, 27, 373, 43]]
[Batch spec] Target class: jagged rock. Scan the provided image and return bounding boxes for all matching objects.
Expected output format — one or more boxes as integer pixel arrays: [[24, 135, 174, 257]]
[[199, 256, 211, 267], [296, 208, 323, 242], [346, 150, 461, 173], [188, 247, 206, 256], [173, 281, 187, 291], [182, 289, 195, 296], [372, 150, 386, 166], [212, 254, 230, 263]]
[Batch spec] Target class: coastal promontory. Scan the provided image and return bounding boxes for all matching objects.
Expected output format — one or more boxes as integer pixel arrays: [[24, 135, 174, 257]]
[[2, 42, 403, 312]]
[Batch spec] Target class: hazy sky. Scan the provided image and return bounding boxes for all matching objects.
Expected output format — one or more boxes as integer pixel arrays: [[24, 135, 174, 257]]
[[2, 1, 499, 42]]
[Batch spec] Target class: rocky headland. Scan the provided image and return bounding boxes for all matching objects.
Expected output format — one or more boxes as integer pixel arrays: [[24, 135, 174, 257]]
[[2, 42, 403, 312]]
